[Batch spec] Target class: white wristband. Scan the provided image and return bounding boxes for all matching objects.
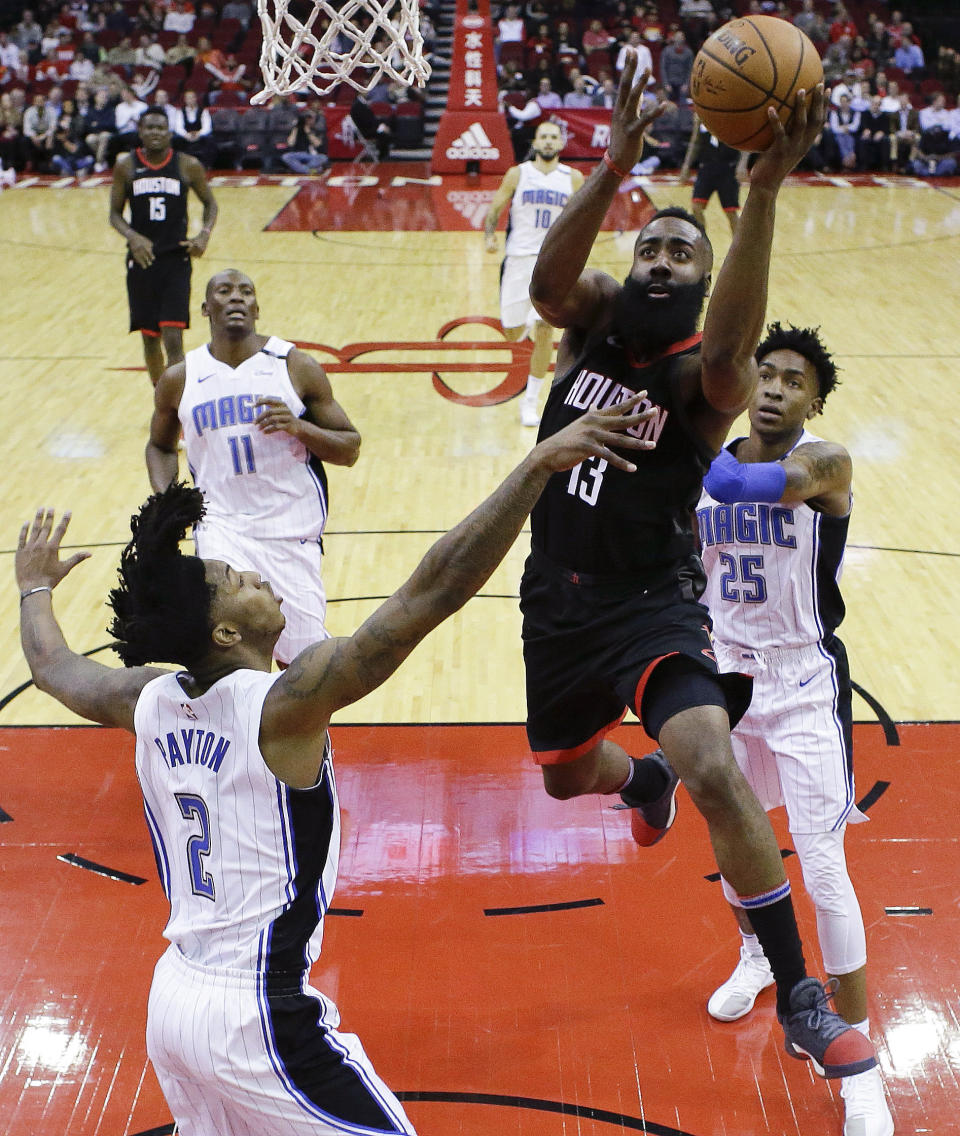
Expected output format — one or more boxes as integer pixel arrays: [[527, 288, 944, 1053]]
[[20, 585, 52, 604]]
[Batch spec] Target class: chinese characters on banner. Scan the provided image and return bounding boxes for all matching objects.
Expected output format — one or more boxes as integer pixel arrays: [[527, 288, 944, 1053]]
[[431, 0, 512, 173]]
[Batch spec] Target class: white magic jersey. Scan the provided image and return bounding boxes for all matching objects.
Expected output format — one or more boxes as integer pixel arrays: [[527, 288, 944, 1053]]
[[504, 161, 576, 257], [134, 669, 338, 974], [181, 337, 328, 540], [697, 430, 851, 651]]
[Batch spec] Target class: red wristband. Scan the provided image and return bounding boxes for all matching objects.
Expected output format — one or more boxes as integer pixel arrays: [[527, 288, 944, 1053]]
[[602, 149, 630, 179]]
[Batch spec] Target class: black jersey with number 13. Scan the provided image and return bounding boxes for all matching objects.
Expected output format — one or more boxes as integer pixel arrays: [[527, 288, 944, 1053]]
[[127, 148, 189, 256], [531, 330, 714, 575]]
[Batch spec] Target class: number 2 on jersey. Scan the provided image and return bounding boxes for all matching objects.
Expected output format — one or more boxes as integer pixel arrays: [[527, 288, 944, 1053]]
[[175, 792, 216, 900]]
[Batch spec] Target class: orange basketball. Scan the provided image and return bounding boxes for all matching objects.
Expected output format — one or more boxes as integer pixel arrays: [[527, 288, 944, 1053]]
[[690, 15, 823, 152]]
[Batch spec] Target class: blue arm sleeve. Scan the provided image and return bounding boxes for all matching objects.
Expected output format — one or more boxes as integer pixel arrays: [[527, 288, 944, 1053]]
[[703, 447, 787, 504]]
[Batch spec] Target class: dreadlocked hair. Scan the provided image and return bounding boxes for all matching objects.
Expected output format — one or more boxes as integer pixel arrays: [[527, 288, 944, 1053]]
[[108, 482, 214, 667], [756, 321, 840, 402]]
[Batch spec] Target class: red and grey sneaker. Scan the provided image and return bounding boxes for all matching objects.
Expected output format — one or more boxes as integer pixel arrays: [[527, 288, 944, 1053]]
[[613, 749, 680, 847], [779, 978, 878, 1079]]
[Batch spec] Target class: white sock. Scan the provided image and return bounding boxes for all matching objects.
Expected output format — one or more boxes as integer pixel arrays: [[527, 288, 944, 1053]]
[[524, 375, 543, 402], [740, 931, 765, 958], [850, 1017, 870, 1038]]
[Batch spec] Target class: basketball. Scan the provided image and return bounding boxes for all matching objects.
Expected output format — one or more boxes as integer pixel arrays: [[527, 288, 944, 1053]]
[[690, 16, 823, 152]]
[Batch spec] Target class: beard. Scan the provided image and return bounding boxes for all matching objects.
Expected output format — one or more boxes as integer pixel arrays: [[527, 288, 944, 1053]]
[[612, 274, 709, 354]]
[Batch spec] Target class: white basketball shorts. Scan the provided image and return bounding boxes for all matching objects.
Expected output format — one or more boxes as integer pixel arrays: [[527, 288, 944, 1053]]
[[195, 518, 328, 665], [499, 254, 539, 330], [147, 946, 417, 1136], [714, 638, 867, 834]]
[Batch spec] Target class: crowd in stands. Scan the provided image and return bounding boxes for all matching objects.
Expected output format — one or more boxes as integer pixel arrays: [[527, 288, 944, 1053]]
[[1, 0, 959, 177], [494, 0, 960, 176], [0, 0, 433, 176]]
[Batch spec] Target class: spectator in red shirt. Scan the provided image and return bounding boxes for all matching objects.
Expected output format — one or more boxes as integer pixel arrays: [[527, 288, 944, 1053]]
[[830, 4, 858, 44], [526, 24, 552, 68], [583, 19, 614, 53]]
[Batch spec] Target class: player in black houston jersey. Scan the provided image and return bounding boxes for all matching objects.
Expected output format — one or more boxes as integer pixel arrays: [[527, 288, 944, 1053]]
[[110, 106, 218, 388], [522, 50, 878, 1083]]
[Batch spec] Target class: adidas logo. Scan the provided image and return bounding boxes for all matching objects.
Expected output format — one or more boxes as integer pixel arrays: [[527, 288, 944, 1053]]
[[446, 123, 500, 161], [447, 189, 495, 228]]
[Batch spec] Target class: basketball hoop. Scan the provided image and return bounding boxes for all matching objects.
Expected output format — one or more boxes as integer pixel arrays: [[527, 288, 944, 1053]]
[[252, 0, 432, 103]]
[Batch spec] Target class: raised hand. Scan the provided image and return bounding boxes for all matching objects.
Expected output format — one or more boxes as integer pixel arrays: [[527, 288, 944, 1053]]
[[16, 510, 91, 594], [749, 84, 827, 190], [607, 49, 665, 175]]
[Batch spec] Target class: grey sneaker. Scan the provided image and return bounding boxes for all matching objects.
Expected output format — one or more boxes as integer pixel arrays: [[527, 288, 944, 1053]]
[[779, 978, 878, 1079], [613, 749, 680, 847]]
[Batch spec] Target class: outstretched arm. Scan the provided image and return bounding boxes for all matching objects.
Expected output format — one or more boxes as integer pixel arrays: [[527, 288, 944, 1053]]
[[704, 441, 851, 514], [16, 511, 163, 731], [696, 87, 827, 442], [261, 396, 659, 757], [529, 49, 664, 330]]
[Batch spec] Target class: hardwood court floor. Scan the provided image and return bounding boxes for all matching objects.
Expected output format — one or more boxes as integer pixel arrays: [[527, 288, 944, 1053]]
[[0, 165, 959, 1134]]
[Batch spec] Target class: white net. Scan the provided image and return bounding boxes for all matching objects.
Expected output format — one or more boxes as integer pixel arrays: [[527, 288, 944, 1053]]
[[253, 0, 432, 102]]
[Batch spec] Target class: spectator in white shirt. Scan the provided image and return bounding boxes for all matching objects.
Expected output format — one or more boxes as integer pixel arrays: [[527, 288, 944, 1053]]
[[114, 87, 148, 136], [497, 4, 525, 43], [0, 34, 25, 81], [919, 92, 952, 133], [163, 1, 197, 35], [134, 33, 165, 71], [616, 34, 655, 87], [878, 80, 901, 113]]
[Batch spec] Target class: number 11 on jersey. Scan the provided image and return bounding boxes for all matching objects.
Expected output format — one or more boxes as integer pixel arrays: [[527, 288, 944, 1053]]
[[228, 434, 256, 475]]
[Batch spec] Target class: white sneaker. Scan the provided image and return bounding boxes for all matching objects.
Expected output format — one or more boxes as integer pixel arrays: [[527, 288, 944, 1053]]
[[519, 395, 540, 427], [841, 1067, 894, 1136], [707, 944, 775, 1021]]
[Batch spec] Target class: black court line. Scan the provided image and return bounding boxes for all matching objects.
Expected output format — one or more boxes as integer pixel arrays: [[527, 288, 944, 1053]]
[[395, 1091, 701, 1135], [58, 853, 146, 885], [484, 897, 604, 916], [129, 1095, 703, 1136], [327, 907, 364, 917], [851, 682, 900, 746], [885, 907, 933, 916], [857, 780, 891, 812]]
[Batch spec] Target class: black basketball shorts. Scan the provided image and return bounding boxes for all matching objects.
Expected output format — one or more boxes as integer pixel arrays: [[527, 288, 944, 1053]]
[[127, 251, 192, 335], [692, 163, 740, 212], [520, 551, 752, 763]]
